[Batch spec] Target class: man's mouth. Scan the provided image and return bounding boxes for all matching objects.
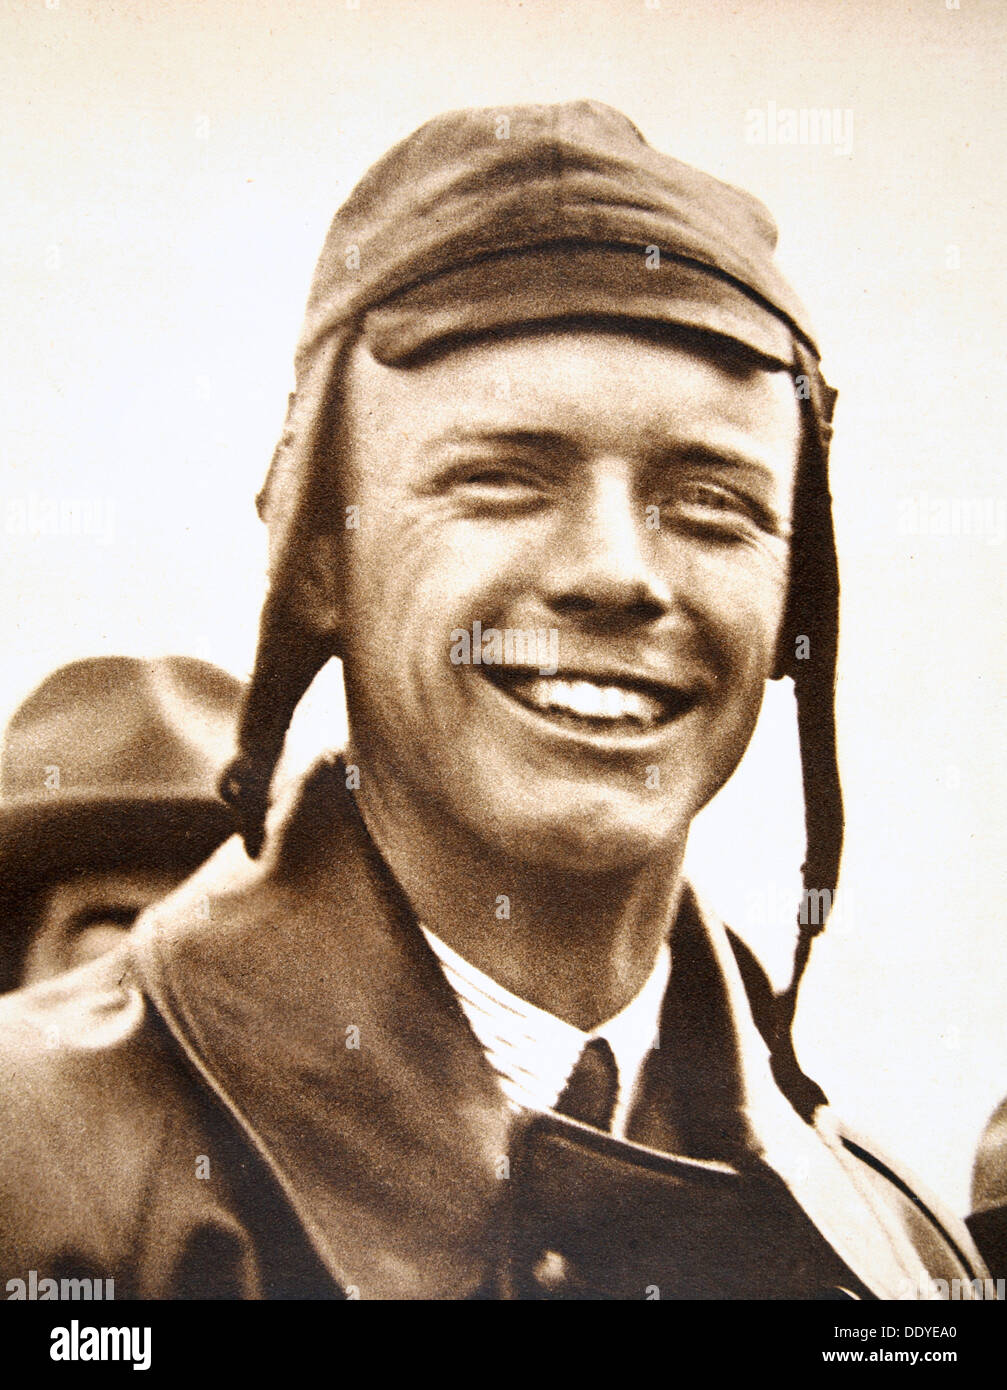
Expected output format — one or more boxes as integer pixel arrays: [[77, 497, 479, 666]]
[[484, 669, 699, 734]]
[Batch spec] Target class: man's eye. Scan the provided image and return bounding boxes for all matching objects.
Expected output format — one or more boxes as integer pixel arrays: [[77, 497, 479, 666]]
[[448, 464, 545, 504], [463, 468, 528, 487], [679, 482, 742, 512], [660, 481, 777, 538], [71, 906, 140, 935], [425, 460, 546, 510], [667, 478, 773, 522]]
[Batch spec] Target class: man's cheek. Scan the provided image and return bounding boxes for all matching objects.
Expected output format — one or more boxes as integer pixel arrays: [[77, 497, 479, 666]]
[[717, 575, 787, 673]]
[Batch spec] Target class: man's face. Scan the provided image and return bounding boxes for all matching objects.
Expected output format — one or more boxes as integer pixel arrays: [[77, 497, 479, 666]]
[[20, 866, 185, 985], [334, 328, 799, 872]]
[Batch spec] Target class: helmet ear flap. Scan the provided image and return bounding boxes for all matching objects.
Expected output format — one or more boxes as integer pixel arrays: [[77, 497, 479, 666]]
[[221, 334, 354, 856], [221, 515, 345, 858], [220, 592, 336, 858], [773, 358, 838, 684]]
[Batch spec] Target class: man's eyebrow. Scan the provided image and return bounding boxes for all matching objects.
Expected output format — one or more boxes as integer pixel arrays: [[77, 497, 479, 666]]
[[425, 427, 573, 453], [654, 440, 786, 481], [421, 429, 790, 487]]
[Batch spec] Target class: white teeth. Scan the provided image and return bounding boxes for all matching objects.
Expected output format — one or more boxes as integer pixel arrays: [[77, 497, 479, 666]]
[[513, 677, 666, 724]]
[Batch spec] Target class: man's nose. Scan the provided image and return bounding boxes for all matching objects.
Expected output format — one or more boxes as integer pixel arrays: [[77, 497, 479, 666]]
[[543, 464, 672, 625]]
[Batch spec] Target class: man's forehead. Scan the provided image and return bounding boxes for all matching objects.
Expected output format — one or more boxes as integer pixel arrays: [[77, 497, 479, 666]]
[[345, 326, 797, 417], [336, 333, 795, 503]]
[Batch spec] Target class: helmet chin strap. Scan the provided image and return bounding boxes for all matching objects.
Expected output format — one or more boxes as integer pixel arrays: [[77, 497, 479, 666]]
[[765, 348, 843, 1120]]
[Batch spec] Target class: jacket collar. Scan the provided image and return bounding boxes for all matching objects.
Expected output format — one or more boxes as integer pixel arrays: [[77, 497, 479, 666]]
[[133, 758, 927, 1299]]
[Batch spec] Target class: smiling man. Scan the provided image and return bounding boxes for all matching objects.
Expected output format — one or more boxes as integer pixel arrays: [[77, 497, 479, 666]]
[[335, 328, 796, 1025], [0, 102, 989, 1299]]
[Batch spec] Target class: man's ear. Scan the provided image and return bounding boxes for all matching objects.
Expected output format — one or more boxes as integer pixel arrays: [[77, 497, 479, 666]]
[[288, 531, 344, 637]]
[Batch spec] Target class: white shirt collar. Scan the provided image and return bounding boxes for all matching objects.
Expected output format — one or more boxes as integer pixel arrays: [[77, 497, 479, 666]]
[[418, 924, 671, 1138]]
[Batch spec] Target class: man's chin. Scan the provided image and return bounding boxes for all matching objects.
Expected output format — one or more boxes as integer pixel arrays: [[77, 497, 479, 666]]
[[456, 778, 691, 875]]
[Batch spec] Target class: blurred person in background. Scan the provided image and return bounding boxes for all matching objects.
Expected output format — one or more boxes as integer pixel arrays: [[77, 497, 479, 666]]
[[0, 655, 242, 990], [969, 1102, 1007, 1282]]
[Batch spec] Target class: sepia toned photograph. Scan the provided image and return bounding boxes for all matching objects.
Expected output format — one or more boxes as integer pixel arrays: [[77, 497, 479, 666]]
[[1, 0, 1004, 1357]]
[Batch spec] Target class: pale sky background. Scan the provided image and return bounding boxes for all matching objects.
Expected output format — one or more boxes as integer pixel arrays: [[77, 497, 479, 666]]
[[1, 0, 1004, 1214]]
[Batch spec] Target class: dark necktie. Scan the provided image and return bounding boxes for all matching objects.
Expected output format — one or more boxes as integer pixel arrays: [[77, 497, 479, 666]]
[[554, 1036, 619, 1131]]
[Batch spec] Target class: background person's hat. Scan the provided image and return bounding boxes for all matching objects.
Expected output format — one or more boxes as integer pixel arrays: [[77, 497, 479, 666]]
[[0, 655, 243, 887]]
